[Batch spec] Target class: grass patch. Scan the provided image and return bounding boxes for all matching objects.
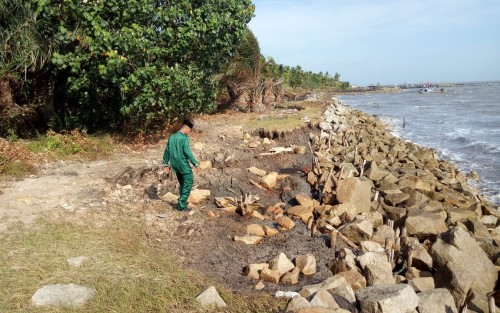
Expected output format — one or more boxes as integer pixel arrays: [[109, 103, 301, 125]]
[[26, 130, 115, 160], [0, 220, 285, 313], [0, 131, 117, 180], [239, 101, 325, 132], [0, 156, 37, 179]]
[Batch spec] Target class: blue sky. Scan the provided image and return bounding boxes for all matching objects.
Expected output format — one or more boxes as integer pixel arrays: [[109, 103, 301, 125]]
[[249, 0, 500, 86]]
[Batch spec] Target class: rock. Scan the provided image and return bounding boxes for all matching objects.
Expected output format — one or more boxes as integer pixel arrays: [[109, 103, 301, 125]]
[[248, 166, 267, 177], [296, 308, 350, 313], [331, 203, 358, 222], [261, 172, 279, 189], [384, 192, 410, 206], [254, 280, 265, 290], [357, 252, 389, 271], [398, 175, 433, 192], [300, 275, 348, 298], [430, 226, 497, 311], [246, 263, 269, 280], [355, 284, 419, 313], [383, 206, 407, 227], [269, 252, 295, 276], [295, 194, 316, 207], [263, 138, 272, 145], [417, 288, 458, 313], [481, 214, 498, 228], [188, 189, 211, 204], [195, 286, 226, 308], [363, 262, 395, 286], [66, 256, 89, 267], [294, 146, 307, 154], [464, 218, 491, 239], [233, 235, 263, 245], [329, 284, 356, 304], [360, 241, 385, 253], [260, 267, 281, 284], [341, 219, 373, 244], [287, 205, 314, 224], [411, 244, 433, 271], [408, 277, 435, 292], [372, 225, 396, 245], [365, 161, 390, 181], [248, 142, 259, 148], [198, 160, 212, 170], [251, 210, 265, 220], [276, 216, 296, 230], [286, 296, 312, 312], [246, 224, 266, 236], [405, 209, 447, 239], [366, 211, 384, 228], [405, 267, 432, 280], [295, 254, 317, 276], [309, 289, 340, 309], [446, 207, 477, 223], [162, 192, 179, 202], [336, 270, 367, 291], [31, 284, 96, 307], [319, 121, 333, 131], [264, 225, 279, 236], [281, 267, 301, 285], [336, 177, 372, 215]]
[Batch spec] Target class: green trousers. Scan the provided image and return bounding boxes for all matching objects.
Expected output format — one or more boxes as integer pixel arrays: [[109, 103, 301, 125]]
[[175, 171, 193, 210]]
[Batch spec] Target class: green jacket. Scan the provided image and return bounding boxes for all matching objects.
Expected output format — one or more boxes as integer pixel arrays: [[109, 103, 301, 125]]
[[162, 131, 199, 174]]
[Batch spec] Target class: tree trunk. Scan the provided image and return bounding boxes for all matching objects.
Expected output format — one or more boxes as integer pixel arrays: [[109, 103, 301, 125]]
[[0, 76, 15, 110]]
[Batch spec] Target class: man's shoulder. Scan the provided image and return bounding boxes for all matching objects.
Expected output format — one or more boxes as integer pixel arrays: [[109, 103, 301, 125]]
[[170, 132, 187, 140]]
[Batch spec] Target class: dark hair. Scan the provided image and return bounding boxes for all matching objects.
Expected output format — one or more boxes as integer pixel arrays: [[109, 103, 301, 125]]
[[183, 119, 194, 129]]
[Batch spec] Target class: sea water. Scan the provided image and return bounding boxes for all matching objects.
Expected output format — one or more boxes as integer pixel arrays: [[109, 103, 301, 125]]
[[340, 81, 500, 205]]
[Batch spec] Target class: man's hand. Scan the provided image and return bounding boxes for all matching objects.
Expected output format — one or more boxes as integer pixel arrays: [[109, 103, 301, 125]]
[[163, 166, 171, 175]]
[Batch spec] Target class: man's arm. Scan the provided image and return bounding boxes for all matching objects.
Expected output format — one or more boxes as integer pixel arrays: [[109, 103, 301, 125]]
[[183, 137, 199, 167], [162, 139, 170, 167]]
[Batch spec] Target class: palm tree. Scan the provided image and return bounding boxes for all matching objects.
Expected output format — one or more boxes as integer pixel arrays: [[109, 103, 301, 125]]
[[219, 27, 263, 109], [0, 0, 55, 135]]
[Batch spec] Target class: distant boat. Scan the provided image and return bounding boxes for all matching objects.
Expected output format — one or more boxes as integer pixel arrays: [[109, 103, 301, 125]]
[[419, 88, 446, 94]]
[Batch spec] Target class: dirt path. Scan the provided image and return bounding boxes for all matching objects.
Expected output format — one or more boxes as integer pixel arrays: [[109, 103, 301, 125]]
[[0, 102, 332, 295]]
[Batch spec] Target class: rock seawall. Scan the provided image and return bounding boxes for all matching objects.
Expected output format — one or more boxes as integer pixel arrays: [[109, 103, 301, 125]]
[[283, 97, 499, 312]]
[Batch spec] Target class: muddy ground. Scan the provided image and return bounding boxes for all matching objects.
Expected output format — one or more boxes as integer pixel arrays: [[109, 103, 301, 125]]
[[0, 100, 342, 296]]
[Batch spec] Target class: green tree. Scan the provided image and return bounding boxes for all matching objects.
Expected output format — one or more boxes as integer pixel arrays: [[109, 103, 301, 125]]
[[1, 0, 254, 135], [46, 0, 254, 132]]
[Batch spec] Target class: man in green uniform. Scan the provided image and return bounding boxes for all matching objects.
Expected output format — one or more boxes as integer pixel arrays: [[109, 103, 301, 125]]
[[162, 120, 199, 211]]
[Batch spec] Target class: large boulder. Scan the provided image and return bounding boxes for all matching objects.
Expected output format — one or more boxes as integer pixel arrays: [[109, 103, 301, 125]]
[[405, 209, 447, 239], [355, 284, 419, 313], [336, 177, 372, 215], [340, 219, 373, 244], [365, 161, 390, 181], [430, 227, 497, 311], [417, 288, 458, 313]]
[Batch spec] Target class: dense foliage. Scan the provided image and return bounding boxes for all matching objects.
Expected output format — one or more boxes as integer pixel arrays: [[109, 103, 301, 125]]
[[1, 0, 348, 136], [1, 0, 254, 134]]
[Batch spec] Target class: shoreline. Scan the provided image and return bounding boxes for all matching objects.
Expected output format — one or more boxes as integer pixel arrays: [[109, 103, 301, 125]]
[[335, 89, 500, 206]]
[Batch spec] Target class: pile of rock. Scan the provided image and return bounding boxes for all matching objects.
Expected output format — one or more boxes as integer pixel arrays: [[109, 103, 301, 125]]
[[246, 252, 317, 288], [279, 99, 499, 312]]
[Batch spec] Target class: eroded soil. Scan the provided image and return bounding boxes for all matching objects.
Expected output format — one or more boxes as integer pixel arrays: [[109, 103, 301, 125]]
[[0, 102, 337, 295]]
